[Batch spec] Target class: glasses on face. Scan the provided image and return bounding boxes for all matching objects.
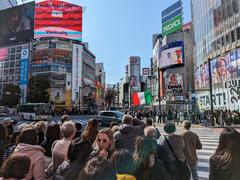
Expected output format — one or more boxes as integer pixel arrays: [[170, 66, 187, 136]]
[[97, 138, 108, 143]]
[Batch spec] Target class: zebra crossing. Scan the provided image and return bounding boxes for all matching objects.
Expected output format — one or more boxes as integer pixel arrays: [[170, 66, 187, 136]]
[[195, 129, 220, 180]]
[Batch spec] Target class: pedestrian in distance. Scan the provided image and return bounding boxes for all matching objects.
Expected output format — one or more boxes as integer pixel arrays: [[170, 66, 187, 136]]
[[0, 155, 31, 180], [209, 127, 240, 180], [181, 121, 202, 180]]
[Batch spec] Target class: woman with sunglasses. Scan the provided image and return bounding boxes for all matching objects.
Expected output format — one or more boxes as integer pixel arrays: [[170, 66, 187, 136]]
[[92, 128, 114, 159]]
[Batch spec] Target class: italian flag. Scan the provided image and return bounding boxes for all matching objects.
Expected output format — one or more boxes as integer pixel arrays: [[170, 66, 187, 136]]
[[132, 90, 152, 106]]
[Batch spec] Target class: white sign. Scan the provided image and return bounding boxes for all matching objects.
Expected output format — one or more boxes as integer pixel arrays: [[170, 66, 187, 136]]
[[21, 48, 29, 59], [72, 44, 83, 102]]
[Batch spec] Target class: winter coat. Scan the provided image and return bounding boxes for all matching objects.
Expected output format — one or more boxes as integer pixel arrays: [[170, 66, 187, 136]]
[[13, 143, 45, 180], [114, 121, 144, 153], [159, 134, 185, 162]]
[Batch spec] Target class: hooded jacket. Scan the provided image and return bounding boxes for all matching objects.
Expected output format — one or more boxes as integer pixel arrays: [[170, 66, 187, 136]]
[[114, 120, 144, 153], [13, 143, 45, 180]]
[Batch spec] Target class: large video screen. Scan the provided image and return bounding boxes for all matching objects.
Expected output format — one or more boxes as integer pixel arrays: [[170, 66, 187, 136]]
[[34, 0, 82, 41], [0, 48, 8, 61], [159, 41, 184, 69], [0, 2, 34, 46]]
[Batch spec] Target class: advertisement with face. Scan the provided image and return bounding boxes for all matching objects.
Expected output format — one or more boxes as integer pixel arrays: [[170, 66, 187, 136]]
[[236, 48, 240, 77], [34, 0, 82, 41], [0, 2, 34, 46], [165, 73, 183, 94], [130, 75, 137, 87], [212, 56, 231, 83], [200, 63, 209, 88], [194, 68, 200, 89], [159, 41, 184, 69]]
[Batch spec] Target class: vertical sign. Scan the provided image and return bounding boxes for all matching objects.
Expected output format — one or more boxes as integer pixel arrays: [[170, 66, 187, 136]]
[[65, 73, 72, 107], [72, 44, 82, 102], [20, 48, 29, 104]]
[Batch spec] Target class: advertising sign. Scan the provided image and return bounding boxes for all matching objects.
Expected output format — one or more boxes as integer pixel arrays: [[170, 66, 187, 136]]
[[159, 41, 184, 69], [162, 15, 182, 36], [72, 44, 83, 102], [196, 78, 240, 111], [162, 0, 182, 36], [34, 0, 82, 41], [165, 73, 183, 94], [200, 63, 209, 88], [129, 56, 141, 91], [162, 0, 182, 24], [20, 48, 29, 86], [0, 2, 34, 46], [142, 68, 150, 76], [65, 74, 72, 106], [0, 48, 8, 61]]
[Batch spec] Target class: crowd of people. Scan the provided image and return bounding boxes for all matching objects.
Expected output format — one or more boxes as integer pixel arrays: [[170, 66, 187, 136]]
[[0, 114, 240, 180]]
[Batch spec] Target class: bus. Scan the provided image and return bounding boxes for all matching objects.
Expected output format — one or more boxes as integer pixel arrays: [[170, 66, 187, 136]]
[[18, 103, 52, 121]]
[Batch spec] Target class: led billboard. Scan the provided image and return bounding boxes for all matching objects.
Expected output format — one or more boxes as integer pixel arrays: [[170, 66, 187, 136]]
[[0, 2, 34, 46], [159, 41, 184, 69], [34, 0, 82, 41], [0, 48, 8, 61]]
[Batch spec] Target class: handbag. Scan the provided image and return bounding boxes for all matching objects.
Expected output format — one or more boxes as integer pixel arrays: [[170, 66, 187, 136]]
[[164, 136, 190, 180]]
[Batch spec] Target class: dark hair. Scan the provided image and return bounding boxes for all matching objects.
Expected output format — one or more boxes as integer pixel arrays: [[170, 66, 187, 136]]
[[81, 119, 98, 144], [46, 123, 61, 141], [110, 148, 134, 175], [67, 138, 92, 163], [17, 127, 37, 145], [146, 119, 153, 126], [78, 156, 115, 180], [183, 121, 191, 130], [2, 155, 31, 179], [109, 122, 118, 129], [0, 123, 8, 143], [75, 122, 82, 131], [134, 137, 156, 180], [214, 127, 240, 169]]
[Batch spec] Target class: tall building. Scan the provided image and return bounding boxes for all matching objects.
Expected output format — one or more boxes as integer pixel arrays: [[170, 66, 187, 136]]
[[95, 63, 106, 108], [0, 0, 17, 10], [153, 23, 194, 112], [191, 0, 240, 111]]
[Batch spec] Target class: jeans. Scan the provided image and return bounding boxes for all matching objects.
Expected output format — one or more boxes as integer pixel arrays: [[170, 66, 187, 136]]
[[189, 162, 199, 180]]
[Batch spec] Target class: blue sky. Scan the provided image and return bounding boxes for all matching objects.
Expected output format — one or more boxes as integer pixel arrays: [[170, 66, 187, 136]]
[[18, 0, 191, 84]]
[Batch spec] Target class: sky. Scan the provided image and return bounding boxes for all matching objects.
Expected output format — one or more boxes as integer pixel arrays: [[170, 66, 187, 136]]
[[18, 0, 192, 84]]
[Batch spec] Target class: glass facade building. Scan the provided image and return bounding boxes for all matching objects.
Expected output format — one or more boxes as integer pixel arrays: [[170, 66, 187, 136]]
[[191, 0, 240, 111]]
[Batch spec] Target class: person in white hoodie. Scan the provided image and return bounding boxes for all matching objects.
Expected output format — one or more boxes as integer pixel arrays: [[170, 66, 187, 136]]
[[13, 127, 45, 180]]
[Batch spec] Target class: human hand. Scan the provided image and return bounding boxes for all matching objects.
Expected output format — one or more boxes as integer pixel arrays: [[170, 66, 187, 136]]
[[99, 149, 108, 159]]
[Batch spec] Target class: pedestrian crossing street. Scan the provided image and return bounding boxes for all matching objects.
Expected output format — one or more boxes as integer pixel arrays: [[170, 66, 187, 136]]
[[194, 129, 220, 180]]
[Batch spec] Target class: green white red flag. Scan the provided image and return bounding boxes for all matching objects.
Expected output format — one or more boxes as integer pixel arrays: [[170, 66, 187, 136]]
[[132, 90, 152, 106]]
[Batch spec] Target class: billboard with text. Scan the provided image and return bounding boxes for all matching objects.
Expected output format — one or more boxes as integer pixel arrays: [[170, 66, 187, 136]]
[[0, 2, 34, 46], [162, 0, 182, 36], [34, 0, 82, 41], [159, 41, 184, 69]]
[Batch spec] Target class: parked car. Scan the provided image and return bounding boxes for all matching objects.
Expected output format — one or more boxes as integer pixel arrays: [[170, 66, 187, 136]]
[[97, 111, 124, 127], [0, 106, 9, 116]]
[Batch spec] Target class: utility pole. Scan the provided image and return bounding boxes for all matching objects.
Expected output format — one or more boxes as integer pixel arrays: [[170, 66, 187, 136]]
[[208, 58, 215, 126], [158, 67, 161, 113]]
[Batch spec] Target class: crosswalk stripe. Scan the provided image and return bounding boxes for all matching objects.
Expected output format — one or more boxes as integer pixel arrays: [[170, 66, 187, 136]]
[[195, 132, 220, 180]]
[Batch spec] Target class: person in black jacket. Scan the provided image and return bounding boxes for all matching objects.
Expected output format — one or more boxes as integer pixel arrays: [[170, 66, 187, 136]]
[[209, 127, 240, 180], [56, 138, 92, 180], [113, 115, 145, 153]]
